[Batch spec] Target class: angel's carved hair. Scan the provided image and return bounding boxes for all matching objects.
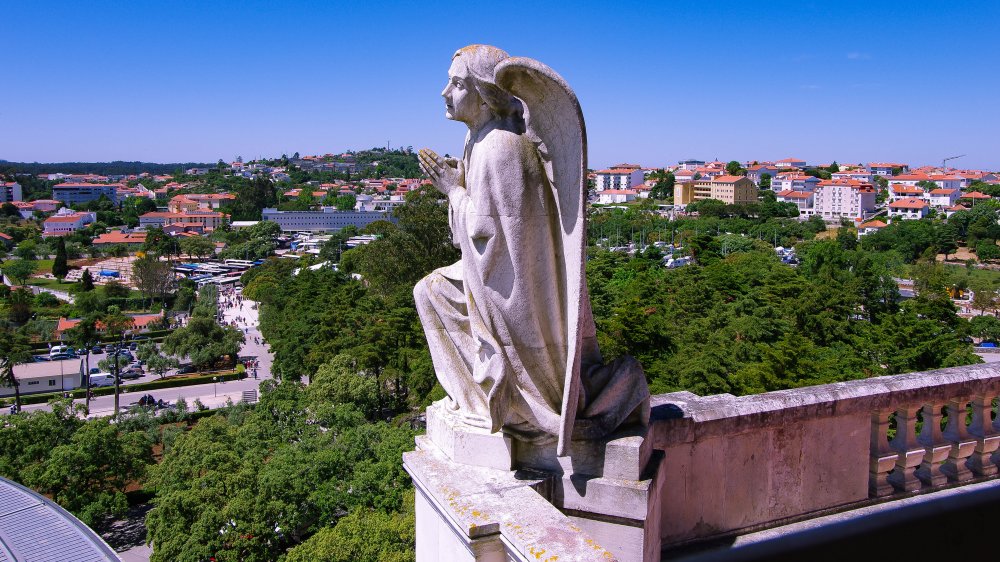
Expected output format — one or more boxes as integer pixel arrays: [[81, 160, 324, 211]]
[[454, 45, 525, 130]]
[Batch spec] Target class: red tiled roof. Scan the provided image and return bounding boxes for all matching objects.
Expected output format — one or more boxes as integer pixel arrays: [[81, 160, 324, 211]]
[[889, 198, 929, 209], [961, 191, 992, 199], [859, 220, 888, 229], [92, 232, 147, 245]]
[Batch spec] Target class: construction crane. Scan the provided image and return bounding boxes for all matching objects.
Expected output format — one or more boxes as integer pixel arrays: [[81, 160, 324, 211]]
[[942, 154, 965, 170]]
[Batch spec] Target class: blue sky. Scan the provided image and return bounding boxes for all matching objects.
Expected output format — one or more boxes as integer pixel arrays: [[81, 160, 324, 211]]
[[2, 0, 998, 169]]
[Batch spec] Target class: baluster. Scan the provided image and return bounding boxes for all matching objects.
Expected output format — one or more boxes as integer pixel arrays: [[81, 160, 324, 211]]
[[869, 410, 896, 497], [942, 397, 976, 482], [968, 394, 1000, 477], [916, 402, 950, 487], [887, 405, 925, 492]]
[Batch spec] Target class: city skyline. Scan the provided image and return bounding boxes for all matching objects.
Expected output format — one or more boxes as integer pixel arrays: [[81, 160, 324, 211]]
[[3, 0, 998, 170]]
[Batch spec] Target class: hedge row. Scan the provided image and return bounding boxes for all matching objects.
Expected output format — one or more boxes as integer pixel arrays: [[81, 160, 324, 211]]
[[1, 370, 245, 407]]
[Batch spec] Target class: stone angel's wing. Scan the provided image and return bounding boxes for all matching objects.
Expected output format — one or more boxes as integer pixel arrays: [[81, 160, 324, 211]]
[[495, 57, 587, 456]]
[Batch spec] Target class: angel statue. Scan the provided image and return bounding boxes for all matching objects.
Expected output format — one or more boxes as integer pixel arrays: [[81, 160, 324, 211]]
[[416, 45, 649, 456]]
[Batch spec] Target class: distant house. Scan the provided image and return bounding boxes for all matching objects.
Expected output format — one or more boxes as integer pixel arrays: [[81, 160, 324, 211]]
[[91, 231, 147, 248], [868, 162, 909, 176], [889, 185, 924, 202], [776, 190, 815, 216], [594, 168, 644, 192], [775, 158, 806, 169], [888, 198, 930, 220], [42, 210, 96, 236], [927, 188, 961, 208], [54, 310, 165, 340], [673, 169, 698, 183], [858, 220, 888, 236], [771, 173, 820, 192], [708, 176, 757, 204], [746, 165, 781, 187], [831, 169, 874, 183], [168, 193, 236, 213], [597, 189, 638, 205], [139, 211, 229, 230], [959, 191, 992, 204], [0, 181, 22, 202]]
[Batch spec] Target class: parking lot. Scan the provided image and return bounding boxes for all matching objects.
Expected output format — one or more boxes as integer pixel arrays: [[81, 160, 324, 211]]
[[11, 291, 273, 417]]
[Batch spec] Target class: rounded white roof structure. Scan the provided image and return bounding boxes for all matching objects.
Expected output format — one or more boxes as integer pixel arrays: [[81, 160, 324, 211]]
[[0, 477, 121, 561]]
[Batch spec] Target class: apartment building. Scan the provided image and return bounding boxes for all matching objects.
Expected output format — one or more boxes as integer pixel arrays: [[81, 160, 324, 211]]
[[813, 180, 877, 221], [261, 207, 395, 232], [42, 210, 96, 236], [0, 181, 22, 202], [594, 168, 644, 191], [139, 211, 229, 230], [52, 183, 121, 205]]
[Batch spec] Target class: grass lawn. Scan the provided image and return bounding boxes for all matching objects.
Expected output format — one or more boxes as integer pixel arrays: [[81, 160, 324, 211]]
[[943, 264, 1000, 286], [29, 259, 55, 274], [27, 277, 79, 292]]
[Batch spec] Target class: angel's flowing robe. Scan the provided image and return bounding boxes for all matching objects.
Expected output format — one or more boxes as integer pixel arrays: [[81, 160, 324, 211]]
[[414, 125, 648, 442]]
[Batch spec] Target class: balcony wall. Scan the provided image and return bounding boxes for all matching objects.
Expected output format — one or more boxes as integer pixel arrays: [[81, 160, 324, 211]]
[[651, 363, 1000, 550]]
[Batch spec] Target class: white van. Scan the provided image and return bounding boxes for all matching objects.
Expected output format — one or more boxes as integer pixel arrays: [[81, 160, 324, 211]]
[[49, 345, 70, 358], [89, 373, 115, 387]]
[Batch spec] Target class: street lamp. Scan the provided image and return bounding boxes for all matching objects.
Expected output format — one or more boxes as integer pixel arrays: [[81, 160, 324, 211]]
[[113, 330, 131, 419], [213, 376, 218, 397]]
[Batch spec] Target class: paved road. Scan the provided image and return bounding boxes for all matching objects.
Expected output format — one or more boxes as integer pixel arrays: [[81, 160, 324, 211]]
[[16, 291, 273, 418]]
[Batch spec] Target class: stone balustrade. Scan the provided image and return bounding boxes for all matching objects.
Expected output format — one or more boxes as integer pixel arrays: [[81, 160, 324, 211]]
[[651, 363, 1000, 551], [407, 363, 1000, 561]]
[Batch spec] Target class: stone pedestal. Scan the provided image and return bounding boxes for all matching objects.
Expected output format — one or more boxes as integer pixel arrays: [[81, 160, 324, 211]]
[[406, 400, 664, 561]]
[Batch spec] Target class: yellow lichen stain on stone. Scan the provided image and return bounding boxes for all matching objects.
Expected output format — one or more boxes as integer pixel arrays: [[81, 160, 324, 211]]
[[528, 546, 546, 559]]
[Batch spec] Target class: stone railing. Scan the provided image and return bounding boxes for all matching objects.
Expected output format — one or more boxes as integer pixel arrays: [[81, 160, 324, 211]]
[[651, 363, 1000, 551], [405, 363, 1000, 561]]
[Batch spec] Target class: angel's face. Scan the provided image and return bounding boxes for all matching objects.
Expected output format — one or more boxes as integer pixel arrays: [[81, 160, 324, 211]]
[[442, 58, 488, 127]]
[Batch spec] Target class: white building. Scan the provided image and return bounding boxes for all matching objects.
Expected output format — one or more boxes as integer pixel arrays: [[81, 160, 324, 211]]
[[889, 185, 924, 202], [771, 173, 820, 192], [868, 162, 909, 176], [775, 190, 815, 216], [831, 170, 874, 183], [594, 168, 644, 191], [927, 188, 961, 208], [813, 180, 878, 221], [857, 220, 888, 237], [42, 210, 96, 236], [775, 157, 806, 169], [887, 197, 930, 220], [597, 189, 638, 205]]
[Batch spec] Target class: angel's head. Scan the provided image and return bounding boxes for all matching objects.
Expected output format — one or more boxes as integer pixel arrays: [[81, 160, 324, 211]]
[[443, 45, 524, 131]]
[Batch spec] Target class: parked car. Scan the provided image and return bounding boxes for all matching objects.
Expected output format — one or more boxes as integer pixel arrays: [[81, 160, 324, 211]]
[[91, 346, 104, 354], [89, 367, 100, 374], [89, 373, 115, 387], [121, 364, 144, 379], [177, 364, 196, 374]]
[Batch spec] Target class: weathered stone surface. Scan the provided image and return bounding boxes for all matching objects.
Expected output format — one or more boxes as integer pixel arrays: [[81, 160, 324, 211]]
[[404, 436, 621, 561], [415, 44, 649, 456]]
